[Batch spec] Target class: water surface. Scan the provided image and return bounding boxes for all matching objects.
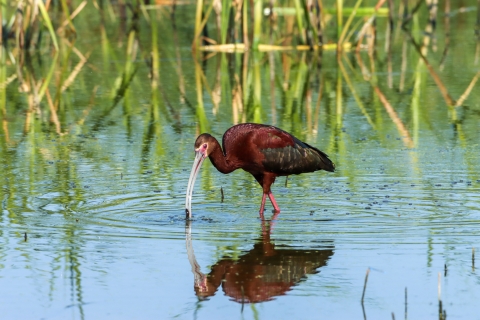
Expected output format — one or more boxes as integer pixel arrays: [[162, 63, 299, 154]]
[[1, 2, 480, 319]]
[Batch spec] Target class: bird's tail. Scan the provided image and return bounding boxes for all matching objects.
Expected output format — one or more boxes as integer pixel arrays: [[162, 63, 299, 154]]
[[319, 150, 335, 172], [306, 144, 335, 172]]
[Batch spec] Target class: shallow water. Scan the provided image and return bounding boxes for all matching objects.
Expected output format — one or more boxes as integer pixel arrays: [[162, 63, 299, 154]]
[[1, 2, 480, 320]]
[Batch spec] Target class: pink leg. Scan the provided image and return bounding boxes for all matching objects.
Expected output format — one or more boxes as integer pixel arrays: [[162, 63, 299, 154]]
[[259, 193, 267, 215], [268, 191, 281, 213]]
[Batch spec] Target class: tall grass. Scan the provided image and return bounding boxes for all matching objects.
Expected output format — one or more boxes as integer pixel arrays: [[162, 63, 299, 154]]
[[0, 0, 479, 144], [193, 0, 396, 52]]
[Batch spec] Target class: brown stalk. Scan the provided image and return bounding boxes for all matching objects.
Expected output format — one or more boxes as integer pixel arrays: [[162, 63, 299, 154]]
[[374, 86, 414, 148], [45, 88, 62, 135], [306, 82, 312, 132], [23, 98, 33, 135], [455, 70, 480, 107], [361, 267, 370, 320], [211, 61, 222, 115], [2, 118, 10, 144], [355, 17, 370, 54], [232, 74, 243, 124], [199, 42, 351, 52], [0, 75, 18, 90], [368, 19, 376, 57], [200, 43, 245, 52], [202, 51, 217, 60], [61, 51, 91, 92], [354, 51, 371, 81], [404, 31, 455, 106], [282, 52, 291, 91], [201, 36, 217, 45], [213, 0, 222, 41], [355, 0, 385, 53], [374, 0, 386, 10], [233, 0, 243, 43], [57, 1, 88, 33]]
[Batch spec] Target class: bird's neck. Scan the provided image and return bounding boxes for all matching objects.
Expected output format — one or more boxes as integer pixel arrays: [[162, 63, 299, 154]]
[[208, 140, 236, 174]]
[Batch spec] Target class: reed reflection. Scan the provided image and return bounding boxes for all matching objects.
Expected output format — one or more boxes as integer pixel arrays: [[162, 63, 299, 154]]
[[186, 220, 334, 303]]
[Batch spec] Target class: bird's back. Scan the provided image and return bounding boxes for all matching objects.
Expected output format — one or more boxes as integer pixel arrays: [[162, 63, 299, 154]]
[[222, 123, 335, 175]]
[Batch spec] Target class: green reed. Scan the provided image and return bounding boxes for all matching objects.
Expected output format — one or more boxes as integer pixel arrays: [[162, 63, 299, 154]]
[[192, 0, 394, 52], [0, 0, 479, 149]]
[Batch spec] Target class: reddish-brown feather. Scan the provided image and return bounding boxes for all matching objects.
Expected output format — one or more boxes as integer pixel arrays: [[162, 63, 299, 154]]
[[193, 123, 335, 214], [221, 123, 334, 176], [223, 123, 294, 153], [222, 124, 293, 168]]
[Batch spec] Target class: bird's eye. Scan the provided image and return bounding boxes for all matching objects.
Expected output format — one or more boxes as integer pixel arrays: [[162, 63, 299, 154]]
[[203, 143, 207, 148]]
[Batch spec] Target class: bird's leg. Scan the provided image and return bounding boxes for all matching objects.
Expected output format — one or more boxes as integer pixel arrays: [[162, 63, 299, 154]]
[[259, 193, 267, 216], [267, 191, 281, 213], [258, 192, 280, 218], [254, 173, 280, 216]]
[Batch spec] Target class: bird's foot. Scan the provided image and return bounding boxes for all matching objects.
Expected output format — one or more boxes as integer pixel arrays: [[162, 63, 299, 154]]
[[258, 211, 266, 221]]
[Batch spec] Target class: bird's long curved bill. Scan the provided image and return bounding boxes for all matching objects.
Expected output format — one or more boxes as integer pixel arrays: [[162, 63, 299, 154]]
[[185, 151, 206, 219]]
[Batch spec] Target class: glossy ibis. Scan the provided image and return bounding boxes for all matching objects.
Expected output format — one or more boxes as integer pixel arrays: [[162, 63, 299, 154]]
[[185, 123, 335, 218]]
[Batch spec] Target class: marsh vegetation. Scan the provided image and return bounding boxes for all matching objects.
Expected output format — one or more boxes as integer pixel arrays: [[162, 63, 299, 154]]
[[1, 0, 480, 319]]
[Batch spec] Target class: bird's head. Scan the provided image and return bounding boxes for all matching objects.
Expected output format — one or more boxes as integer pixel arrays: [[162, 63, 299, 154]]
[[194, 133, 213, 158]]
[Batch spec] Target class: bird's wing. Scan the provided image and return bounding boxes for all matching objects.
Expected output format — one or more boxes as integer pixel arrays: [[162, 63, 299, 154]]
[[252, 126, 335, 175]]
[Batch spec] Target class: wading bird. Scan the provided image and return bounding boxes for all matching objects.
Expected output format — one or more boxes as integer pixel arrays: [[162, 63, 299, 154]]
[[185, 123, 335, 219]]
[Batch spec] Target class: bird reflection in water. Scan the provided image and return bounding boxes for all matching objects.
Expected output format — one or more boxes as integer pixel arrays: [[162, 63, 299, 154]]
[[185, 219, 334, 303]]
